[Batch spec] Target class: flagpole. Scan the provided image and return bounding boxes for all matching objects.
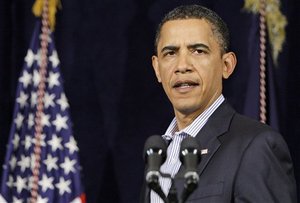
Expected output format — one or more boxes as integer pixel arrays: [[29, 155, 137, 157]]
[[30, 0, 50, 202]]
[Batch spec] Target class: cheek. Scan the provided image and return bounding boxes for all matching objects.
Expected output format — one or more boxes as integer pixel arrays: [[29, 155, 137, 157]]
[[197, 67, 222, 90], [159, 68, 175, 96], [158, 64, 173, 81], [207, 71, 223, 91]]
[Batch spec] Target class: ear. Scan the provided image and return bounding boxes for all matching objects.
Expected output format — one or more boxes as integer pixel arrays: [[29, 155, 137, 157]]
[[152, 55, 162, 83], [222, 52, 237, 79]]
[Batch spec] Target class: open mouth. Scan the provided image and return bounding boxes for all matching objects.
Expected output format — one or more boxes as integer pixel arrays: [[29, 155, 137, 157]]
[[173, 80, 199, 88]]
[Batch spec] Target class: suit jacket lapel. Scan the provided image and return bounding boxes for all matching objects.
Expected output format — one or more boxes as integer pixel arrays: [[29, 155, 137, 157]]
[[176, 101, 235, 177]]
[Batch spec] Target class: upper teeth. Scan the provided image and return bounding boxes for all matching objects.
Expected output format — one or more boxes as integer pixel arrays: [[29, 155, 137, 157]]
[[180, 83, 190, 87]]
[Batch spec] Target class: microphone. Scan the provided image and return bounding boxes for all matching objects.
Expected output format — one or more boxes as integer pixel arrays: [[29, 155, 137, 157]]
[[143, 135, 168, 202], [179, 136, 201, 203]]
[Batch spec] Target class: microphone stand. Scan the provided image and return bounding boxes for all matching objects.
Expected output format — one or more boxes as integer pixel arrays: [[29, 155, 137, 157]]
[[147, 172, 169, 203], [154, 173, 178, 203], [179, 176, 198, 203], [147, 172, 198, 203], [167, 178, 178, 203]]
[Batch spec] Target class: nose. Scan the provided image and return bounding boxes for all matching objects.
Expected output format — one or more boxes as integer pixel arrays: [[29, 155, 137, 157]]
[[175, 52, 192, 74]]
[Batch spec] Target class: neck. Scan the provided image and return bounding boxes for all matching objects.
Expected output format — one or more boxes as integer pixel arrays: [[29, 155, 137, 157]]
[[174, 110, 201, 131], [174, 94, 222, 130]]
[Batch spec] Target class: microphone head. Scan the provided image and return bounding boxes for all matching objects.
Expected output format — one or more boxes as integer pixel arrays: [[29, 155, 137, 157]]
[[143, 135, 169, 202], [179, 136, 201, 167], [143, 135, 167, 163], [179, 136, 202, 203]]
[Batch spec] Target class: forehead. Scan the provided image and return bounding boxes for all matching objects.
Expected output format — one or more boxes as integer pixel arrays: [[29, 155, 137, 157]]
[[158, 19, 216, 46]]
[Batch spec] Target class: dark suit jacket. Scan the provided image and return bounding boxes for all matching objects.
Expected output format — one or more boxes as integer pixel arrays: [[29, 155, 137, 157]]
[[141, 101, 297, 202]]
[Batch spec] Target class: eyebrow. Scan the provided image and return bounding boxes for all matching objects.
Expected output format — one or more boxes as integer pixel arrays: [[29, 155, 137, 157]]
[[187, 43, 210, 51], [160, 45, 179, 54], [160, 43, 210, 54]]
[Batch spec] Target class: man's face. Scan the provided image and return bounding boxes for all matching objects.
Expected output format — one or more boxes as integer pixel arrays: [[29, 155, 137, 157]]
[[152, 19, 235, 118]]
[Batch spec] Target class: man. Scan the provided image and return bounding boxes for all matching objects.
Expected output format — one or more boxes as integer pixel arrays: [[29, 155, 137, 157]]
[[142, 4, 297, 203]]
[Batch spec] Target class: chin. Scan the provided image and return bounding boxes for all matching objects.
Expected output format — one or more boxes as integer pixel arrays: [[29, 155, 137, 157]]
[[175, 104, 199, 115]]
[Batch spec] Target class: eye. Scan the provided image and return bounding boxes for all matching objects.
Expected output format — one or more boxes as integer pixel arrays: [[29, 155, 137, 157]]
[[163, 50, 176, 57], [192, 48, 206, 55]]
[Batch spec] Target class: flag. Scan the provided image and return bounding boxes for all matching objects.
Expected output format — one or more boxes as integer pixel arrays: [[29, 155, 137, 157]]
[[243, 0, 287, 130], [0, 21, 85, 203]]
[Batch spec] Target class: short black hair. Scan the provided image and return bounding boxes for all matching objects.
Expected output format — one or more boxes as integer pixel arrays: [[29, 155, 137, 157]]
[[154, 5, 230, 55]]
